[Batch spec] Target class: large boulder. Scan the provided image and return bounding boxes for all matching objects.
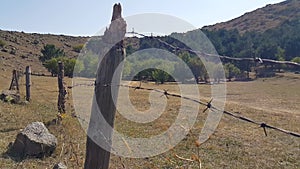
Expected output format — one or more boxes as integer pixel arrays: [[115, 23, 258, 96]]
[[9, 122, 57, 158]]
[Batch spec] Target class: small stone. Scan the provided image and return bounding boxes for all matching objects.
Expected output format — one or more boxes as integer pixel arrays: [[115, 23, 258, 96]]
[[53, 162, 67, 169], [0, 90, 20, 103]]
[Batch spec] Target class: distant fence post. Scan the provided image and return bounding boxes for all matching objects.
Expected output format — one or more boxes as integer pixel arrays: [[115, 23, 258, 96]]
[[25, 66, 31, 101], [9, 70, 20, 91], [84, 3, 127, 169], [57, 61, 66, 113]]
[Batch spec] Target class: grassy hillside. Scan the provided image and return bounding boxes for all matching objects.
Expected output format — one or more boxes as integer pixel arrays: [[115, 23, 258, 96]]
[[0, 1, 299, 168], [1, 0, 300, 77], [0, 30, 88, 74], [203, 0, 300, 33]]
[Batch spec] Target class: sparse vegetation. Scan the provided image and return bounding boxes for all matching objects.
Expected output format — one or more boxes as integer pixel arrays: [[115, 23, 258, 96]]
[[202, 18, 300, 61], [40, 44, 65, 62], [204, 0, 300, 33], [0, 0, 300, 168], [224, 63, 241, 81], [0, 39, 5, 48], [44, 57, 81, 77], [292, 57, 300, 63], [72, 44, 84, 53], [152, 69, 170, 84]]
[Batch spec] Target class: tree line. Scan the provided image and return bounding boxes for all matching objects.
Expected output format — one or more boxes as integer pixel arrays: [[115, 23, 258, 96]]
[[201, 18, 300, 62], [40, 18, 300, 82], [40, 44, 98, 78]]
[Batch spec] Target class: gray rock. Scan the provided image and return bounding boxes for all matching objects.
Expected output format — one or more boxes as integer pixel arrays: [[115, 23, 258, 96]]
[[10, 122, 57, 158], [53, 162, 67, 169], [0, 90, 20, 103]]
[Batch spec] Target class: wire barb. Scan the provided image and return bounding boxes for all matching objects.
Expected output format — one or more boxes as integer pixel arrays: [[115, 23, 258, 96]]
[[203, 99, 213, 113], [260, 123, 268, 136], [161, 89, 169, 99]]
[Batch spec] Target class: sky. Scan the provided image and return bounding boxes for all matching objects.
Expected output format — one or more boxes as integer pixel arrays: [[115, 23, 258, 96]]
[[0, 0, 285, 36]]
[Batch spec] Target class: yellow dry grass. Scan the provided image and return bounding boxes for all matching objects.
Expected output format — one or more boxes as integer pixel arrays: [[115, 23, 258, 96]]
[[0, 70, 299, 168]]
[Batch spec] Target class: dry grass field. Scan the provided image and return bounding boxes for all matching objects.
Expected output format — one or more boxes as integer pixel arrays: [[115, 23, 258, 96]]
[[0, 69, 299, 169]]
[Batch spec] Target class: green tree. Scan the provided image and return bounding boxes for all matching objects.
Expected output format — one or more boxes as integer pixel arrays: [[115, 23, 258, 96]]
[[152, 62, 174, 84], [189, 58, 207, 83], [64, 58, 77, 77], [173, 52, 193, 83], [212, 63, 225, 83], [152, 69, 170, 84], [174, 62, 192, 83], [44, 57, 59, 76], [0, 39, 5, 48], [44, 57, 81, 77], [122, 61, 132, 79], [275, 47, 285, 61], [224, 63, 241, 81], [80, 52, 99, 78], [73, 44, 84, 53], [40, 44, 65, 62], [73, 60, 85, 76], [291, 57, 300, 63]]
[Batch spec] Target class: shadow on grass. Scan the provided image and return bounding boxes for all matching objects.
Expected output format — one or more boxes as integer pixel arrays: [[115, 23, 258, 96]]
[[2, 144, 54, 163]]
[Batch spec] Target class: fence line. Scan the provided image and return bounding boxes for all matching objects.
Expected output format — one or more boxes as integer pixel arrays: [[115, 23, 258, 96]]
[[126, 31, 300, 68], [68, 82, 300, 138], [1, 32, 299, 139]]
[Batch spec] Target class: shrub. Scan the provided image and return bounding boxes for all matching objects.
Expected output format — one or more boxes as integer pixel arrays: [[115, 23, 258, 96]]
[[40, 44, 65, 62], [44, 58, 59, 76], [224, 63, 241, 81], [152, 69, 170, 84], [291, 57, 300, 63], [72, 44, 84, 53], [0, 39, 6, 48], [44, 57, 83, 77]]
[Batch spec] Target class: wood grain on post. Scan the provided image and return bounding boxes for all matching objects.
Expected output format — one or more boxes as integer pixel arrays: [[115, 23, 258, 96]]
[[84, 3, 126, 169], [57, 61, 66, 113], [25, 66, 31, 101]]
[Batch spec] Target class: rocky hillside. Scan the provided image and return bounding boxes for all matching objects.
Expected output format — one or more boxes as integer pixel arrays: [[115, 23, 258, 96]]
[[203, 0, 300, 33], [1, 0, 299, 74], [0, 30, 88, 74]]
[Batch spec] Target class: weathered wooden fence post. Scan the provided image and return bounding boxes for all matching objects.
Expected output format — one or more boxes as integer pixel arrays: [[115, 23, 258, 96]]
[[84, 3, 126, 169], [9, 70, 19, 91], [25, 66, 31, 101], [57, 61, 66, 113]]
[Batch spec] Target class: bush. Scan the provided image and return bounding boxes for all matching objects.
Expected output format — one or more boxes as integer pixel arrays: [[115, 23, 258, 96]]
[[40, 44, 65, 62], [0, 39, 6, 48], [44, 58, 59, 76], [73, 44, 84, 53], [44, 57, 83, 77], [224, 63, 241, 81], [152, 69, 170, 84], [291, 57, 300, 63], [77, 52, 99, 78], [62, 58, 74, 77]]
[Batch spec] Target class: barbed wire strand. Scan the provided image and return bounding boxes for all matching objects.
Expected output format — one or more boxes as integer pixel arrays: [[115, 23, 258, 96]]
[[125, 31, 300, 137], [68, 82, 300, 138], [126, 31, 300, 67], [2, 30, 297, 140]]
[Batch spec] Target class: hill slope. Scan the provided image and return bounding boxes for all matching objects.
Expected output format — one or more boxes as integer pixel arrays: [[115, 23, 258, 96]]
[[0, 30, 88, 73], [1, 0, 300, 74], [203, 0, 300, 33]]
